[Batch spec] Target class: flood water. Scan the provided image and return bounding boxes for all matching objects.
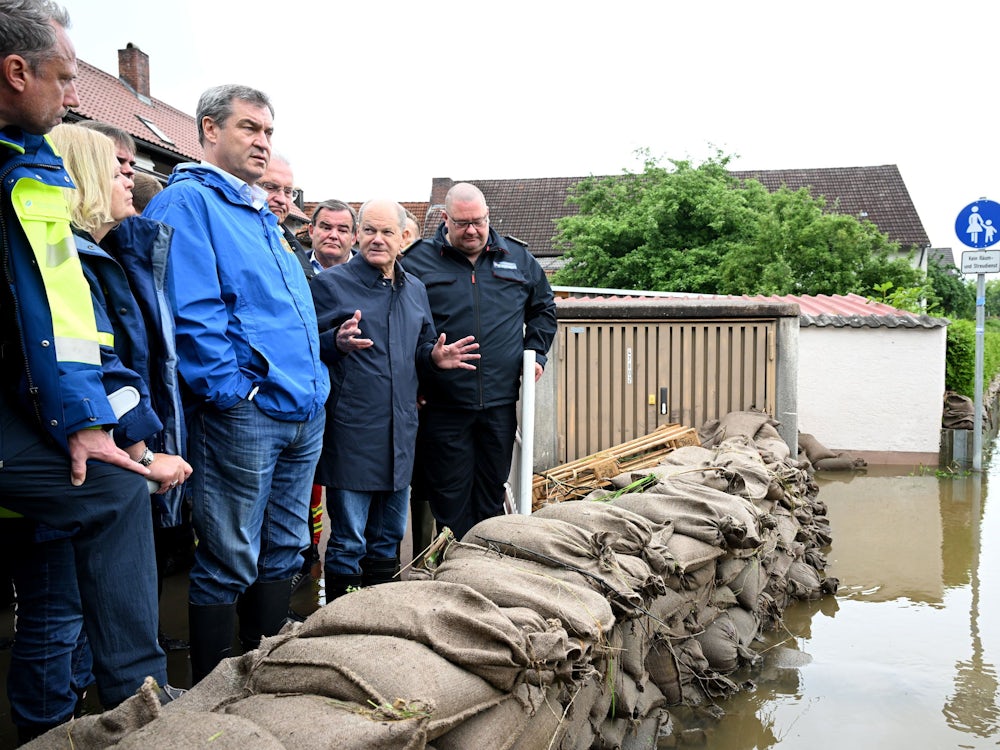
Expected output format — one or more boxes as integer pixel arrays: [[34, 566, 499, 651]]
[[677, 463, 1000, 749], [1, 461, 998, 748]]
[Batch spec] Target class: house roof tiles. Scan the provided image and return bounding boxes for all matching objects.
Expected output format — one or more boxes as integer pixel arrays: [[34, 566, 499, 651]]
[[70, 59, 202, 163]]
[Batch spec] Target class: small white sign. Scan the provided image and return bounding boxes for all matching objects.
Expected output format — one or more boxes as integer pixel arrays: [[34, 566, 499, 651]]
[[961, 250, 1000, 274]]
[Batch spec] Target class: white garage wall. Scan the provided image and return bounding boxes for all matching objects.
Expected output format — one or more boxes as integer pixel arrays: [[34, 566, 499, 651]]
[[797, 325, 947, 456]]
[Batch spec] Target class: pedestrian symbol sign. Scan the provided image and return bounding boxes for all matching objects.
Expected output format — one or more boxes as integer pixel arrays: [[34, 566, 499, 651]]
[[956, 199, 1000, 248]]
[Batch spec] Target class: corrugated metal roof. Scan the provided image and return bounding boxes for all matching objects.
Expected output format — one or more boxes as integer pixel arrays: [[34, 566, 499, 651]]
[[553, 289, 949, 329]]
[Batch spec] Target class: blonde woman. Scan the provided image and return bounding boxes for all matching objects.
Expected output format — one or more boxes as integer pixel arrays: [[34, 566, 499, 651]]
[[2, 124, 189, 741]]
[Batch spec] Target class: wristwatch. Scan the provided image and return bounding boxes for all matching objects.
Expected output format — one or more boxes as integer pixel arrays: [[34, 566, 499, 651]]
[[137, 447, 155, 467]]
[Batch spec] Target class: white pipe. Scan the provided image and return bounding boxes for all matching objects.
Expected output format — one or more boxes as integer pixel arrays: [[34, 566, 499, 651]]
[[519, 350, 536, 514]]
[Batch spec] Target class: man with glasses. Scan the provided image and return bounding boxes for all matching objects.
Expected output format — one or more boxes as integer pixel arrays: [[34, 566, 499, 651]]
[[402, 182, 556, 541], [144, 85, 329, 683]]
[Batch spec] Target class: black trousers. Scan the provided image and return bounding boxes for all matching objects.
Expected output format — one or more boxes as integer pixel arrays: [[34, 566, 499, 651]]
[[413, 402, 517, 542]]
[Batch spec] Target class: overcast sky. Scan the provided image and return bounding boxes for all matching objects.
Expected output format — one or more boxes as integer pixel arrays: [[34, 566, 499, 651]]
[[62, 0, 998, 257]]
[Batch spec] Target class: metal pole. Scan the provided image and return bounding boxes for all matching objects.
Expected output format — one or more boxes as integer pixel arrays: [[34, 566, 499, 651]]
[[518, 350, 536, 514], [974, 273, 985, 471]]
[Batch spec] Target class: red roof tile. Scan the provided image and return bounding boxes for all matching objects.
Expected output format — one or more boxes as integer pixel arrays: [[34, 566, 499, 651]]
[[70, 59, 201, 163]]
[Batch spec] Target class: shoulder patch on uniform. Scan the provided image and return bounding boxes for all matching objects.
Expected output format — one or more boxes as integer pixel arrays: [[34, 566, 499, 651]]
[[504, 234, 528, 247]]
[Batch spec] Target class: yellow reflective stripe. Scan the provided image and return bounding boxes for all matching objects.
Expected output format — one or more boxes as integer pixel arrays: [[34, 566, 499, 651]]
[[11, 178, 102, 366], [94, 331, 114, 347]]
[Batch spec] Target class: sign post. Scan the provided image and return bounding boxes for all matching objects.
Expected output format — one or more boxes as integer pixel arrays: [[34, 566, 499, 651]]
[[956, 199, 1000, 471]]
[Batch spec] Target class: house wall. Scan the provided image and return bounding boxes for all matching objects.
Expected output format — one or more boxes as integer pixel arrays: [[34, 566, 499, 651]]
[[797, 325, 946, 460]]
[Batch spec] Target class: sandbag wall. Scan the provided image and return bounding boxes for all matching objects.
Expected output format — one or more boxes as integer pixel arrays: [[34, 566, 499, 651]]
[[26, 411, 837, 750]]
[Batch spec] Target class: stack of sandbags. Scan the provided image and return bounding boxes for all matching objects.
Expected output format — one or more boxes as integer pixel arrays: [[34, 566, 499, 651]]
[[25, 411, 836, 750]]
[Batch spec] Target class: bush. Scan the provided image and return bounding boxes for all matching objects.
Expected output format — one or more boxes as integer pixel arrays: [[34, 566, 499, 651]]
[[946, 319, 1000, 397]]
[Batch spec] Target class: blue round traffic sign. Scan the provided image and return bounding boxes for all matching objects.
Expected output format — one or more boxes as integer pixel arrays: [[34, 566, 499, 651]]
[[956, 199, 1000, 248]]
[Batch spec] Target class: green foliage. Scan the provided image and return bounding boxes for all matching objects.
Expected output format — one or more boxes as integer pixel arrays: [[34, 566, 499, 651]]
[[947, 320, 976, 396], [946, 319, 1000, 397], [552, 150, 922, 296], [986, 279, 1000, 318], [927, 262, 974, 319], [868, 281, 933, 314]]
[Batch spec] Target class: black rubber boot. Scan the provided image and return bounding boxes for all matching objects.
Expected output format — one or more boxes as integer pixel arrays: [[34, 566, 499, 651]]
[[360, 556, 399, 587], [236, 578, 293, 652], [324, 570, 363, 602], [188, 602, 237, 685]]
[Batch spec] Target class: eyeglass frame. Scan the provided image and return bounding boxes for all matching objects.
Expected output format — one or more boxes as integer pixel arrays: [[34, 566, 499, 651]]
[[446, 212, 489, 230], [258, 181, 300, 201]]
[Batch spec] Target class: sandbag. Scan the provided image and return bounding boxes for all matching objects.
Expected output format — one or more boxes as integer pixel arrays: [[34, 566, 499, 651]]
[[459, 515, 651, 614], [434, 546, 615, 643], [433, 683, 560, 750], [694, 607, 761, 673], [247, 633, 506, 740], [116, 712, 285, 750], [22, 676, 162, 750], [532, 500, 673, 573], [297, 580, 535, 692], [225, 693, 430, 750]]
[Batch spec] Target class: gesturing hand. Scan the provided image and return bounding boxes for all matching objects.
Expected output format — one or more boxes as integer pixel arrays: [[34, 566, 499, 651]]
[[431, 334, 480, 370], [336, 310, 374, 353]]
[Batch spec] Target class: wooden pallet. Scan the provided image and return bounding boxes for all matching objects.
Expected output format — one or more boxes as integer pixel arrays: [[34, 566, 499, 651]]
[[532, 423, 700, 510]]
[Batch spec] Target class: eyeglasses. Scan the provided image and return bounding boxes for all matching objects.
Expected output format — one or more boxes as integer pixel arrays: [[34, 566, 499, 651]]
[[258, 181, 300, 201], [447, 215, 489, 229]]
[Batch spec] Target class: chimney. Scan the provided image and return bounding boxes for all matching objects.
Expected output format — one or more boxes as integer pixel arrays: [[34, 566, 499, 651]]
[[118, 43, 150, 100]]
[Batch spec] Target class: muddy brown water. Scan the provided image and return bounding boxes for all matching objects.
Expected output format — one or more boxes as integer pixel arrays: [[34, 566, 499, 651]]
[[1, 463, 997, 748]]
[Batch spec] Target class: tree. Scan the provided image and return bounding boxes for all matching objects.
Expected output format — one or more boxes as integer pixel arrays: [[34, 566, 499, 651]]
[[552, 152, 922, 297], [926, 261, 974, 319], [985, 278, 1000, 318]]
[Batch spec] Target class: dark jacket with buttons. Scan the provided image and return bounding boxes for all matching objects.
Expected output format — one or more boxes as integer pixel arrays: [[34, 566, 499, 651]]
[[401, 222, 557, 409], [310, 253, 438, 491]]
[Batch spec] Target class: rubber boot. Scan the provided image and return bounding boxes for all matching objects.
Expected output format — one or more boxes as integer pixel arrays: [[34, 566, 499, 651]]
[[188, 602, 237, 685], [324, 570, 363, 603], [236, 578, 293, 653], [360, 556, 399, 587]]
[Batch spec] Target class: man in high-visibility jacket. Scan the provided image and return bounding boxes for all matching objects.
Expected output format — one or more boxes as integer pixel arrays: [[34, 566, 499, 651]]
[[0, 0, 168, 713]]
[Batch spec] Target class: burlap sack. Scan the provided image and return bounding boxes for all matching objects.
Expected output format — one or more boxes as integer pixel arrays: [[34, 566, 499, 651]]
[[116, 711, 285, 749], [694, 607, 761, 673], [532, 500, 674, 574], [433, 683, 561, 750], [797, 432, 837, 463], [224, 693, 430, 750], [296, 580, 535, 692], [645, 637, 682, 704], [433, 547, 615, 643], [713, 436, 774, 501], [168, 654, 253, 714], [247, 633, 505, 740], [717, 555, 765, 612], [458, 516, 651, 615], [611, 480, 764, 553], [22, 676, 162, 750]]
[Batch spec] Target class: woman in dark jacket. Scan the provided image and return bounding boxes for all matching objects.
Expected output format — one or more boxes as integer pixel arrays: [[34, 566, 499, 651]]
[[0, 124, 190, 742]]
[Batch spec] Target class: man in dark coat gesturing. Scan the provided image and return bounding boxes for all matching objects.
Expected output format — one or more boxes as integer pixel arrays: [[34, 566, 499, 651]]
[[310, 199, 479, 599]]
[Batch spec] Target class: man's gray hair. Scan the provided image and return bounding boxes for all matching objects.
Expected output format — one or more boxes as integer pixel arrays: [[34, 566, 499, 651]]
[[195, 84, 273, 146], [313, 200, 358, 233], [358, 200, 406, 231], [0, 0, 71, 69], [78, 120, 136, 155]]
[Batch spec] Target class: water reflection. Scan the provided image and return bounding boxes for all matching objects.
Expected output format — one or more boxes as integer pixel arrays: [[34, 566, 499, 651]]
[[687, 464, 1000, 748]]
